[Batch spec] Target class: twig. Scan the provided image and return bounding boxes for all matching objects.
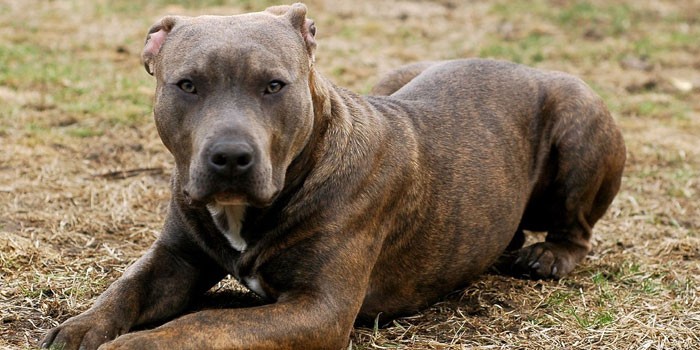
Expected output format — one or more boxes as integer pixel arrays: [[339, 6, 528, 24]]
[[93, 167, 164, 180]]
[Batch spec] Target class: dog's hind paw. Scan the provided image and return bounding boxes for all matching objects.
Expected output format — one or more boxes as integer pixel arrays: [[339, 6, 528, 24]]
[[504, 241, 586, 279]]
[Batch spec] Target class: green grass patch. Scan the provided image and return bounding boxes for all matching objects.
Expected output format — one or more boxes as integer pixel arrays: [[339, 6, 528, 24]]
[[478, 30, 553, 64], [0, 41, 153, 133], [627, 98, 691, 121], [27, 122, 50, 134], [640, 278, 662, 295], [490, 0, 550, 18], [636, 100, 658, 117], [338, 25, 360, 40], [556, 1, 632, 37], [479, 44, 523, 63], [570, 309, 616, 329], [632, 37, 656, 58], [544, 290, 573, 307], [67, 127, 103, 138], [668, 30, 697, 48]]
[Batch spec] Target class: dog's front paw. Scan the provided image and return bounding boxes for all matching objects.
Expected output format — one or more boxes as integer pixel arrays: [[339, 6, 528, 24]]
[[97, 333, 152, 350], [41, 313, 124, 350], [97, 329, 176, 350], [510, 242, 583, 279]]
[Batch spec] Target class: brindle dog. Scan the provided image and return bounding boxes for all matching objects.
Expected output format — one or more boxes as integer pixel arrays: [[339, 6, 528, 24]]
[[42, 3, 625, 349]]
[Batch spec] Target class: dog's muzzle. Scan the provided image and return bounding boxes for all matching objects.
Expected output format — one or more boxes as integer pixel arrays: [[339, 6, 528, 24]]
[[183, 139, 260, 205], [206, 141, 255, 178]]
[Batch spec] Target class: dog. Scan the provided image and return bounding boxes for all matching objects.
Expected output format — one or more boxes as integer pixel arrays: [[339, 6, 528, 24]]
[[41, 3, 625, 349]]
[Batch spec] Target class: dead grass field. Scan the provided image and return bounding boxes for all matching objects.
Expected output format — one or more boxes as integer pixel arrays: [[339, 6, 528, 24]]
[[1, 0, 698, 349]]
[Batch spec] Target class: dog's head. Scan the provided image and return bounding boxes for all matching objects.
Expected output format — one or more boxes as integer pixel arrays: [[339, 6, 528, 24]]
[[142, 3, 317, 207]]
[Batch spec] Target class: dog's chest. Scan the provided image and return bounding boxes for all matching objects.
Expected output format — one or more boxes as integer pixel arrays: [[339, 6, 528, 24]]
[[207, 204, 247, 251], [206, 203, 267, 298]]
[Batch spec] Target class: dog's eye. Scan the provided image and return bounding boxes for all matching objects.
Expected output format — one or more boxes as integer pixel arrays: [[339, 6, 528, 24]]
[[177, 80, 197, 94], [264, 80, 285, 95]]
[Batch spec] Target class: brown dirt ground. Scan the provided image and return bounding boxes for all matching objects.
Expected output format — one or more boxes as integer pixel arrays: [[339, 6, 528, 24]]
[[1, 0, 698, 349]]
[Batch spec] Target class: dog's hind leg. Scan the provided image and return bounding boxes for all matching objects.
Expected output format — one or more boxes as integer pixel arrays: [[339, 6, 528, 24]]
[[370, 61, 436, 96], [508, 80, 625, 279]]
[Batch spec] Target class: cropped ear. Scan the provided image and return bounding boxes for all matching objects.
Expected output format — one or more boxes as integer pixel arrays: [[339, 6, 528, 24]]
[[141, 16, 180, 75], [267, 3, 317, 62]]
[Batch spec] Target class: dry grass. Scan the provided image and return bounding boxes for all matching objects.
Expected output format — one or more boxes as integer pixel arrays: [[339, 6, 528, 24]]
[[1, 0, 698, 349]]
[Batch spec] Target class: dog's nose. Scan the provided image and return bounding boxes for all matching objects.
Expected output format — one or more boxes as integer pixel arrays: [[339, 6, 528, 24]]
[[207, 142, 254, 176]]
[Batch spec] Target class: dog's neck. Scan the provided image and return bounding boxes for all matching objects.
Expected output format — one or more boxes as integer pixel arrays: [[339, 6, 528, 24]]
[[206, 203, 247, 251], [309, 69, 387, 171], [275, 69, 391, 214], [278, 68, 337, 191]]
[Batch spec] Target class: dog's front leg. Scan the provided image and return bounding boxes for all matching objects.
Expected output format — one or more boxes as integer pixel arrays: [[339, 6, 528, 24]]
[[41, 212, 227, 350], [98, 296, 352, 350], [98, 227, 380, 350]]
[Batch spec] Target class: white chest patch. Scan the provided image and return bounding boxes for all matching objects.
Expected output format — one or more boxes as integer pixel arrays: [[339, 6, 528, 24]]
[[243, 276, 267, 298], [207, 203, 247, 252]]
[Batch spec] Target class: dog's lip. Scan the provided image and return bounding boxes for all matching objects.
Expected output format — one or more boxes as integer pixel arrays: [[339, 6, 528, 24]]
[[183, 184, 279, 208], [182, 188, 247, 206], [213, 193, 248, 206], [211, 189, 279, 208]]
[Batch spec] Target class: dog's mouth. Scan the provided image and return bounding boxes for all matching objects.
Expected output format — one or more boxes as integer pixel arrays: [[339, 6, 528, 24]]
[[213, 192, 248, 206], [184, 186, 279, 209], [215, 189, 279, 208]]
